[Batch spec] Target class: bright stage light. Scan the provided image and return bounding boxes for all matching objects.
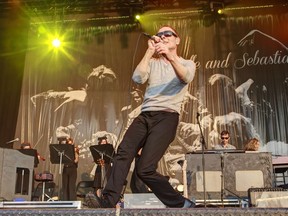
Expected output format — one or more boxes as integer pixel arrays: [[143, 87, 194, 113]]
[[135, 14, 141, 21], [52, 38, 61, 48], [217, 9, 223, 14]]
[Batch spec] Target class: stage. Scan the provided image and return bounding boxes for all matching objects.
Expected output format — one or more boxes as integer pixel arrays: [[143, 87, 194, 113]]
[[0, 206, 288, 216], [1, 199, 288, 216]]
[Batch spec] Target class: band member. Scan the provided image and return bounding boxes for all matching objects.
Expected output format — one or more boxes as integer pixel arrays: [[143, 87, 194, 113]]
[[244, 138, 260, 151], [90, 26, 196, 208], [16, 142, 45, 196], [21, 142, 45, 161], [62, 137, 79, 201], [213, 130, 236, 150], [93, 136, 114, 197]]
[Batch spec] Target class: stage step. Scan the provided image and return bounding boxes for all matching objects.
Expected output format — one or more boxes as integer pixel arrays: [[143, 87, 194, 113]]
[[124, 193, 165, 208], [0, 201, 81, 209]]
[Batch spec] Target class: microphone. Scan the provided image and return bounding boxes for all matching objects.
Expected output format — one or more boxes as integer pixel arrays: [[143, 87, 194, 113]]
[[6, 138, 19, 144], [143, 32, 153, 40], [143, 32, 160, 43]]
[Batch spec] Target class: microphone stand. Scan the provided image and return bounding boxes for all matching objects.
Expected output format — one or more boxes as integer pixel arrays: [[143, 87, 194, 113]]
[[196, 112, 207, 207]]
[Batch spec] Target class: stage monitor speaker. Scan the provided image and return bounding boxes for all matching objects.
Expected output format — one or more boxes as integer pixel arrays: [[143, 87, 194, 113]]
[[248, 187, 288, 207], [0, 148, 34, 201], [185, 152, 273, 200]]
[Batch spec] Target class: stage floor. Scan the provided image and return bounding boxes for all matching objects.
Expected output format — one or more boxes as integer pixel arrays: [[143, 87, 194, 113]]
[[0, 204, 288, 216]]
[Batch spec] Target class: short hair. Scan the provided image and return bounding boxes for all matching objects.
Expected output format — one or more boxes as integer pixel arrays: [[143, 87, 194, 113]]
[[98, 136, 107, 141], [220, 130, 229, 137], [98, 136, 108, 144], [21, 142, 31, 149]]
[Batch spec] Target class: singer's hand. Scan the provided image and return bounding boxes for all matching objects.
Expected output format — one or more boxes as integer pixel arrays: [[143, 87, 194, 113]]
[[147, 35, 162, 55], [154, 41, 169, 55], [147, 39, 156, 53]]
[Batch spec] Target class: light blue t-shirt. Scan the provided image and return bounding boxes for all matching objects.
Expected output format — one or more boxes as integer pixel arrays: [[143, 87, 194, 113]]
[[132, 57, 196, 114]]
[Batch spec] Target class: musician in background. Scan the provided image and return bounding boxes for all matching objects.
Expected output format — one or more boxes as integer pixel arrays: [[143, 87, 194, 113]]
[[93, 136, 114, 197], [213, 130, 236, 150], [21, 142, 45, 161], [16, 142, 45, 196], [62, 137, 79, 201], [244, 138, 260, 151]]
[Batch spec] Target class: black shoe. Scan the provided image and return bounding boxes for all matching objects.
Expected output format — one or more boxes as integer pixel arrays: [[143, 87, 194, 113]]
[[100, 196, 114, 208], [85, 192, 101, 208], [182, 198, 196, 208], [84, 192, 114, 208]]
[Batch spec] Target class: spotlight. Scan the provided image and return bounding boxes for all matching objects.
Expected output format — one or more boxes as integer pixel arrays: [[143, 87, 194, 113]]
[[217, 9, 223, 14], [52, 38, 61, 48], [129, 0, 143, 23], [135, 14, 141, 20], [200, 1, 225, 27], [209, 1, 224, 14]]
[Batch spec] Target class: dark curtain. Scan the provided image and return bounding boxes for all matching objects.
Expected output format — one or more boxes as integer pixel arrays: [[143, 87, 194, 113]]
[[0, 7, 28, 147]]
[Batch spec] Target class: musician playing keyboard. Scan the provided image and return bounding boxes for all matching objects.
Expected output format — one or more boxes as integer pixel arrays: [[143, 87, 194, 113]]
[[213, 130, 236, 150]]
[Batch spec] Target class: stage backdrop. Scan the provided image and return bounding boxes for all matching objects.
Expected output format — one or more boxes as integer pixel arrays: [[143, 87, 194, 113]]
[[15, 9, 288, 194]]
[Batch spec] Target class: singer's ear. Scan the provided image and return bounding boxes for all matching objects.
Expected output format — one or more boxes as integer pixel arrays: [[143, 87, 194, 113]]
[[175, 37, 180, 45]]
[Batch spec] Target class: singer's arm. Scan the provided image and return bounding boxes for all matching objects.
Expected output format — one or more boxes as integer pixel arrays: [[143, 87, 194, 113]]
[[170, 56, 195, 83], [132, 39, 155, 84], [155, 42, 196, 83]]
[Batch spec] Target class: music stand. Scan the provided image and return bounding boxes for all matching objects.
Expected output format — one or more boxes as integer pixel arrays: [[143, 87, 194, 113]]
[[89, 144, 114, 163], [89, 144, 114, 190], [49, 144, 75, 200], [19, 149, 39, 168]]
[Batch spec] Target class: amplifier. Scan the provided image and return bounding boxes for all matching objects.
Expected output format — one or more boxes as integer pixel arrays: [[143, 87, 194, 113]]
[[185, 152, 273, 200], [248, 187, 288, 207]]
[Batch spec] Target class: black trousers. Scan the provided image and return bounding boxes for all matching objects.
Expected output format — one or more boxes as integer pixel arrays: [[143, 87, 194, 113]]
[[103, 111, 185, 207], [62, 166, 77, 201], [130, 155, 150, 193]]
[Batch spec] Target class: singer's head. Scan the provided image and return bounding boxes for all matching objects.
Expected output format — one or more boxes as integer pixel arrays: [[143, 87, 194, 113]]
[[150, 26, 180, 57], [155, 26, 180, 48]]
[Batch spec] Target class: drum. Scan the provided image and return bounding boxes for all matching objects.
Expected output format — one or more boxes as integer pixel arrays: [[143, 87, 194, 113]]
[[35, 172, 53, 181]]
